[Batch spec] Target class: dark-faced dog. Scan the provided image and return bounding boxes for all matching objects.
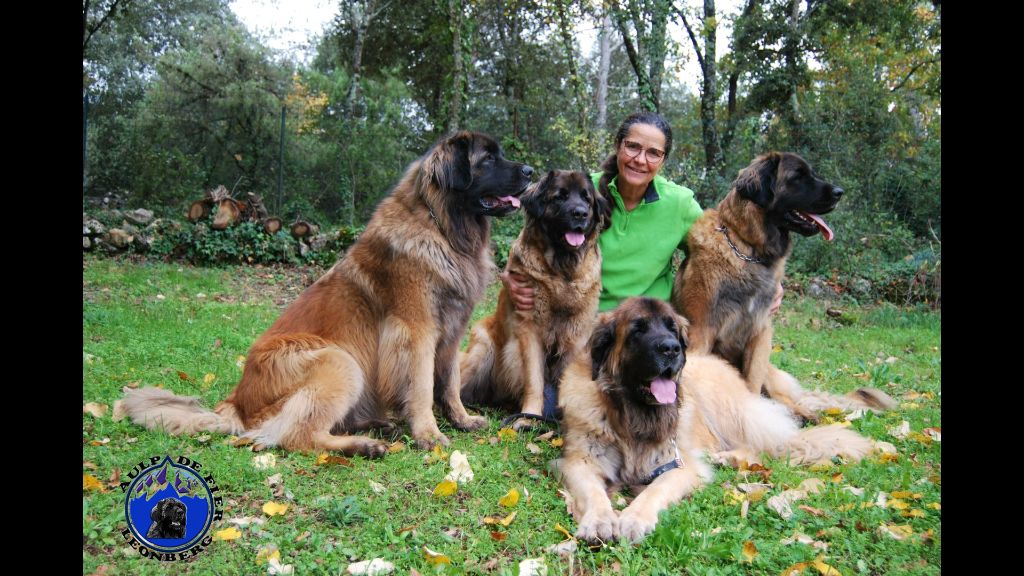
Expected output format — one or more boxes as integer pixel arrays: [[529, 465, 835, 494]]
[[146, 498, 187, 539], [460, 170, 611, 428], [672, 152, 893, 419], [556, 297, 885, 543], [122, 131, 533, 454]]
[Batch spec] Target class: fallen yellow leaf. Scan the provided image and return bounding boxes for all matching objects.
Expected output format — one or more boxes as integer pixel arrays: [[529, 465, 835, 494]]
[[255, 546, 280, 565], [262, 501, 289, 516], [83, 402, 108, 418], [780, 561, 812, 575], [498, 488, 520, 507], [236, 355, 246, 367], [888, 499, 909, 510], [388, 441, 406, 453], [901, 509, 927, 518], [497, 427, 517, 441], [213, 526, 242, 541], [811, 556, 841, 576], [433, 480, 458, 497], [823, 408, 843, 416], [550, 438, 564, 448], [554, 523, 574, 540], [742, 540, 758, 563], [877, 523, 914, 540], [927, 502, 941, 510], [83, 474, 105, 492], [203, 373, 217, 385], [421, 546, 451, 565]]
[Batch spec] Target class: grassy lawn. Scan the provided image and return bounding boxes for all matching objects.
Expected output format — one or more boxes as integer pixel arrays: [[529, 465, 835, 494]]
[[83, 256, 940, 575]]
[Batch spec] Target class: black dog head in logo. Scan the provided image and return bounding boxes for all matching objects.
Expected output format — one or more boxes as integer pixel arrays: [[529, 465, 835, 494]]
[[146, 497, 187, 539]]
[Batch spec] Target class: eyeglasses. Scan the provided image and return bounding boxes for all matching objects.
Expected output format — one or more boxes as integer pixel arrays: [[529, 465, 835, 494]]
[[621, 140, 666, 164]]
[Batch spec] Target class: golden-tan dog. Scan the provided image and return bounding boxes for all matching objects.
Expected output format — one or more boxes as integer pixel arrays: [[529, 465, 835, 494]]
[[121, 131, 533, 454], [557, 297, 885, 543], [672, 152, 894, 419], [460, 170, 610, 428]]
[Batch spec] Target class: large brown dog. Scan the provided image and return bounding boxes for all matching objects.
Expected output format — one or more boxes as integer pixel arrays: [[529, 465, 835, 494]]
[[122, 131, 533, 455], [672, 152, 893, 419], [557, 297, 883, 543], [460, 170, 610, 428]]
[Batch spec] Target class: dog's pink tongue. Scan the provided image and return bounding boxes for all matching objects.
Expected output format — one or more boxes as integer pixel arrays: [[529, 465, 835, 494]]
[[801, 212, 834, 241], [565, 232, 585, 247], [499, 195, 521, 208], [650, 378, 677, 404]]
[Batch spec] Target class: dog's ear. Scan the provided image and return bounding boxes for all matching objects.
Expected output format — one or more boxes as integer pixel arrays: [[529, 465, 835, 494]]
[[150, 499, 165, 521], [590, 177, 613, 232], [735, 153, 780, 207], [673, 311, 690, 350], [523, 171, 553, 219], [431, 131, 474, 191], [590, 314, 617, 380]]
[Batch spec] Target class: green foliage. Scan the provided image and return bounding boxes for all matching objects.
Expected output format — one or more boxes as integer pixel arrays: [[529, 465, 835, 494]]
[[319, 496, 367, 528], [150, 221, 298, 265]]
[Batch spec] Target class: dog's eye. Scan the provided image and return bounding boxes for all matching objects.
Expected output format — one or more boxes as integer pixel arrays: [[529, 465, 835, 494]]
[[558, 188, 569, 198], [663, 318, 676, 333], [630, 319, 648, 336]]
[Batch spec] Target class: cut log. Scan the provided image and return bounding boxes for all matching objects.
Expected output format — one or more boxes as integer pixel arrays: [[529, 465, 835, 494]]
[[246, 192, 270, 220], [290, 221, 318, 240], [212, 199, 243, 230], [262, 217, 283, 235], [188, 200, 211, 222]]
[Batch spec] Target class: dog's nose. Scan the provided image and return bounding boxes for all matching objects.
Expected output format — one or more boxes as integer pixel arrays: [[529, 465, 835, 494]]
[[658, 339, 681, 357], [571, 206, 588, 221], [521, 165, 534, 177], [832, 186, 844, 199]]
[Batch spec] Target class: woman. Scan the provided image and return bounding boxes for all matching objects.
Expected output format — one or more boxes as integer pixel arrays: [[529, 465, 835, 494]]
[[505, 111, 782, 312]]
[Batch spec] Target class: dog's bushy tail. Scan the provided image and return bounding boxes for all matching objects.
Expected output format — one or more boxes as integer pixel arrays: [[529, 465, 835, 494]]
[[119, 387, 244, 436], [768, 368, 897, 414], [771, 423, 876, 466]]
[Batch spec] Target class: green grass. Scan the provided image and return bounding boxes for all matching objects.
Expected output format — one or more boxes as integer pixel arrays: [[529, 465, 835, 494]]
[[83, 257, 941, 575]]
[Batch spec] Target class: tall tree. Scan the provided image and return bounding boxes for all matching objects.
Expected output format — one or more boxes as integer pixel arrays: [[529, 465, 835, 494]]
[[674, 0, 724, 197], [447, 0, 465, 131], [596, 11, 612, 131], [339, 0, 391, 224], [611, 0, 672, 112]]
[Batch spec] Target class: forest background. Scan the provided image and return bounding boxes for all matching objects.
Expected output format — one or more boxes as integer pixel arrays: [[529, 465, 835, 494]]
[[82, 0, 941, 304]]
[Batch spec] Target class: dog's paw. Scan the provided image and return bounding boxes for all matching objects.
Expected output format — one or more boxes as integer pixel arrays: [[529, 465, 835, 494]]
[[358, 439, 389, 459], [709, 449, 758, 468], [575, 509, 617, 543], [616, 508, 657, 543], [414, 433, 451, 451], [511, 417, 536, 432], [452, 414, 488, 431]]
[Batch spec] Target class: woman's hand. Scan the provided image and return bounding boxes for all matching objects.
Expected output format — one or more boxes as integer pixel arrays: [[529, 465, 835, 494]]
[[501, 271, 536, 311]]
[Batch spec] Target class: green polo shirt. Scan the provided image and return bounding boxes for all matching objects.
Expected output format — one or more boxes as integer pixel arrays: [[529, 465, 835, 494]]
[[592, 172, 703, 312]]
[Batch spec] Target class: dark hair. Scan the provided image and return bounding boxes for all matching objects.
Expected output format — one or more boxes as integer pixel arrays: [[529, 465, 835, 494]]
[[598, 111, 674, 202]]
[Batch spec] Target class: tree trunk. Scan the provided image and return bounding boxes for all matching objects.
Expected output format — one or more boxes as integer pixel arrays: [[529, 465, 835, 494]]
[[342, 1, 370, 226], [722, 0, 758, 154], [784, 0, 803, 144], [596, 12, 611, 131], [447, 0, 464, 132], [700, 0, 723, 180], [554, 0, 588, 139], [612, 1, 667, 112]]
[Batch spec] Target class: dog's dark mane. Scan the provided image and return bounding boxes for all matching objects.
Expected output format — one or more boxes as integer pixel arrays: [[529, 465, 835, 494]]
[[520, 218, 595, 279], [598, 374, 678, 444]]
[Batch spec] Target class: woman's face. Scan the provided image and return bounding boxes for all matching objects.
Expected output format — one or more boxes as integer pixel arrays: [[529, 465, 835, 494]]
[[615, 123, 668, 192]]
